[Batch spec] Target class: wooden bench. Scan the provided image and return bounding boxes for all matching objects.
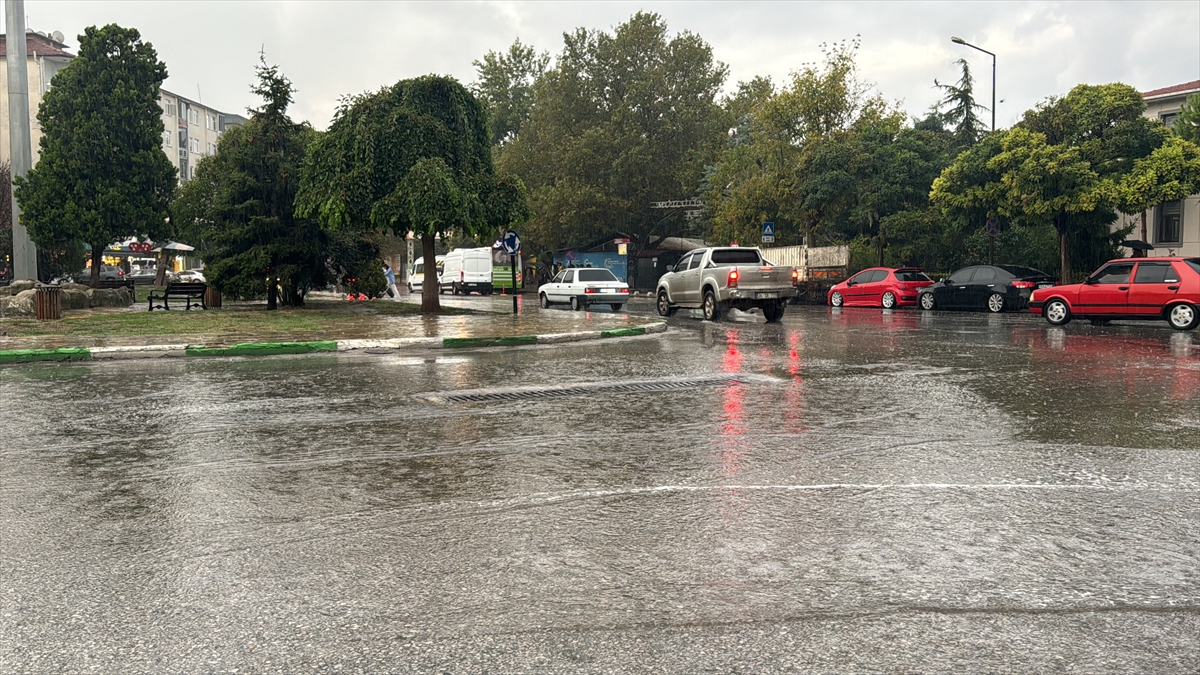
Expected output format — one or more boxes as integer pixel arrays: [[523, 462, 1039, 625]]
[[147, 282, 208, 311]]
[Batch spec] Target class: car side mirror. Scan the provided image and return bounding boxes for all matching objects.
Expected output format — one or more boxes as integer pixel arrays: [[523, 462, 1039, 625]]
[[1084, 277, 1097, 285]]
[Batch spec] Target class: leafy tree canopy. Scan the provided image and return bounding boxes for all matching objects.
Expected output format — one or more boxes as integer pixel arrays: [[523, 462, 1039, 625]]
[[497, 12, 728, 262], [296, 75, 526, 312], [14, 24, 176, 284], [472, 40, 550, 146], [173, 61, 325, 308], [1173, 92, 1200, 144]]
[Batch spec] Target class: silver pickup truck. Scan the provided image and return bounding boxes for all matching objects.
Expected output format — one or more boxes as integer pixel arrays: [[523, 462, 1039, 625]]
[[656, 247, 798, 322]]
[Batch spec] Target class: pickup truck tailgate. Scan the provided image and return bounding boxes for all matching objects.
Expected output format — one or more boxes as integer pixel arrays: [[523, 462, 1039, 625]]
[[734, 265, 794, 291]]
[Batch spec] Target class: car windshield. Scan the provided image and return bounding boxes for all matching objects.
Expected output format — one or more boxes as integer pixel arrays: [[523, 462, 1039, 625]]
[[577, 269, 617, 282], [710, 249, 762, 265], [894, 270, 931, 282]]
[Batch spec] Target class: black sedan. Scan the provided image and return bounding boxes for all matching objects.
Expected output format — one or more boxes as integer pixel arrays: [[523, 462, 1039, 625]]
[[918, 265, 1057, 312]]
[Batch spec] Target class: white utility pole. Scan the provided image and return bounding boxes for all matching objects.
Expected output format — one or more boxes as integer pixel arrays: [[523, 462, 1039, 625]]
[[6, 0, 37, 280]]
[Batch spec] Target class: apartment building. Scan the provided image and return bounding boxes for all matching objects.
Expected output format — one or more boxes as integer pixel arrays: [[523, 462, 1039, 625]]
[[158, 90, 246, 183], [1, 29, 245, 184], [0, 29, 73, 166], [1121, 80, 1200, 257]]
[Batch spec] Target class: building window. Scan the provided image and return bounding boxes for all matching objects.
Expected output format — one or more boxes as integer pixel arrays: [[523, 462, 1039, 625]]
[[207, 142, 216, 155], [189, 137, 200, 154], [163, 130, 172, 147], [1160, 112, 1179, 127], [206, 114, 217, 130], [1156, 200, 1182, 244], [163, 100, 176, 117], [188, 165, 195, 180], [188, 108, 199, 125]]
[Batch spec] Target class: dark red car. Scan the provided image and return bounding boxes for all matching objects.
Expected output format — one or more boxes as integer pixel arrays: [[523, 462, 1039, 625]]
[[1029, 257, 1200, 330], [828, 267, 934, 308]]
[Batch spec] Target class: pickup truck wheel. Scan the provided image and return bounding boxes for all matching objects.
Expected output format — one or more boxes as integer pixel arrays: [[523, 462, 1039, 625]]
[[570, 295, 583, 311], [762, 302, 785, 323], [656, 291, 676, 317], [702, 289, 722, 321], [610, 304, 623, 311], [539, 293, 550, 309]]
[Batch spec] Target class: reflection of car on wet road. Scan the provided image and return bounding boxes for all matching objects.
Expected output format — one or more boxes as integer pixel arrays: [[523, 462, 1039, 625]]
[[539, 267, 629, 311], [919, 265, 1056, 313], [827, 267, 933, 308], [1030, 257, 1200, 330]]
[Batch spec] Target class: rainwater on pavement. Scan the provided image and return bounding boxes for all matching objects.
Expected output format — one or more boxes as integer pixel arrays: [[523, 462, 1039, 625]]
[[2, 296, 1198, 673]]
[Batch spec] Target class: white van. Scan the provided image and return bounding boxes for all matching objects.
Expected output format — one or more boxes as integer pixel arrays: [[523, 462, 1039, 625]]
[[440, 248, 493, 295], [407, 255, 444, 293]]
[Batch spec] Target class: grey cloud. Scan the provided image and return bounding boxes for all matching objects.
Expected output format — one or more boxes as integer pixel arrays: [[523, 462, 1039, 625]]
[[18, 1, 1200, 130]]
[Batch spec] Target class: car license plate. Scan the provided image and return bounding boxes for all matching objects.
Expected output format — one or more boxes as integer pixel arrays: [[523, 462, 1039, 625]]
[[1037, 283, 1054, 289], [755, 292, 778, 299]]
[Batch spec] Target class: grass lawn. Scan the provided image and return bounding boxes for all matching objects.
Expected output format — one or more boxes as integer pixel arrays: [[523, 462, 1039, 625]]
[[1, 298, 475, 338]]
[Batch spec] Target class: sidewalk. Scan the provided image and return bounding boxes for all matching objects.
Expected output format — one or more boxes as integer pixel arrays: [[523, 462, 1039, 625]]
[[0, 293, 667, 363]]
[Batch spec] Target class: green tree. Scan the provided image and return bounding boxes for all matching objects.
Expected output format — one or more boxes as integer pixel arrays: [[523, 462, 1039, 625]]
[[173, 62, 326, 308], [472, 40, 550, 146], [14, 24, 176, 285], [934, 59, 989, 147], [933, 83, 1166, 282], [1116, 135, 1200, 243], [296, 75, 526, 312], [1172, 93, 1200, 143], [498, 12, 728, 269]]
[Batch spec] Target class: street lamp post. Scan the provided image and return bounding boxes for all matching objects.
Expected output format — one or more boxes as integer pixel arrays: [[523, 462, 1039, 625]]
[[951, 36, 995, 132]]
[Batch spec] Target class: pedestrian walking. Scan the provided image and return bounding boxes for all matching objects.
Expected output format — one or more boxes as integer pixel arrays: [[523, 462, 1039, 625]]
[[383, 263, 398, 299]]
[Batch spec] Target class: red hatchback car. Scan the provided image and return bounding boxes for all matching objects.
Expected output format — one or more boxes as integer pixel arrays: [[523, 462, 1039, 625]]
[[828, 267, 934, 308], [1029, 257, 1200, 330]]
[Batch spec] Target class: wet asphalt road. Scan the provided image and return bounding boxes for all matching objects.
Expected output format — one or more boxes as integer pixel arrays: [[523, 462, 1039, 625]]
[[2, 297, 1199, 673]]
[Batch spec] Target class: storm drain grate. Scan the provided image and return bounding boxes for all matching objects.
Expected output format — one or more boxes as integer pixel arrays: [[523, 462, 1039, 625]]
[[415, 374, 773, 404]]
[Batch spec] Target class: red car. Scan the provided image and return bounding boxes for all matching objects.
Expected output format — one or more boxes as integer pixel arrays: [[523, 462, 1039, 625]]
[[828, 267, 934, 309], [1029, 257, 1200, 330]]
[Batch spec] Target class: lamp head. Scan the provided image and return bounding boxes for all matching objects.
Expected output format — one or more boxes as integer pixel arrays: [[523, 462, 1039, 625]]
[[951, 36, 966, 44]]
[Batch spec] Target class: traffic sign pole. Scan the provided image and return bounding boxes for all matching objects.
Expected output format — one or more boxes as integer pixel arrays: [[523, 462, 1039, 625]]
[[502, 229, 521, 315]]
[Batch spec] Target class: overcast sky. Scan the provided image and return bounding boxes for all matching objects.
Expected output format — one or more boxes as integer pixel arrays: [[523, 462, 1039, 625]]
[[16, 1, 1200, 130]]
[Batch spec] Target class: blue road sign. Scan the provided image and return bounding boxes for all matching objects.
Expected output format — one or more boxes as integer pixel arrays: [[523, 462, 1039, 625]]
[[502, 229, 521, 255], [565, 249, 576, 262], [985, 217, 1000, 237], [762, 221, 775, 243]]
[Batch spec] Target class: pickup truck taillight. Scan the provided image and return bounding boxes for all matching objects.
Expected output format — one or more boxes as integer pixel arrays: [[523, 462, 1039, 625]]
[[791, 269, 799, 287], [727, 269, 739, 289]]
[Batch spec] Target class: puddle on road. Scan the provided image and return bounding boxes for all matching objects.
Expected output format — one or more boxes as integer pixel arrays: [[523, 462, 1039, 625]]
[[414, 373, 779, 404]]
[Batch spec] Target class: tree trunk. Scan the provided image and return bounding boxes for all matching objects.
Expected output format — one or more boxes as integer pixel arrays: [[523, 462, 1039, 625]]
[[154, 249, 169, 286], [420, 233, 440, 313], [874, 212, 885, 267], [90, 245, 103, 285], [1057, 226, 1071, 285], [1141, 209, 1148, 242]]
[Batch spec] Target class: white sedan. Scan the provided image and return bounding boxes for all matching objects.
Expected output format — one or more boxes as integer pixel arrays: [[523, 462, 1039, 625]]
[[539, 267, 630, 311]]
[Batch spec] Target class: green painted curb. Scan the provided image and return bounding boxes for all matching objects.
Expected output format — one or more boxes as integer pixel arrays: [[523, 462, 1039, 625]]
[[442, 335, 538, 349], [184, 341, 337, 357], [0, 347, 92, 363], [601, 326, 646, 338]]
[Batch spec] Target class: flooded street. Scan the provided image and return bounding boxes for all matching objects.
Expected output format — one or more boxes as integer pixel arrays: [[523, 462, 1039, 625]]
[[3, 302, 1198, 673]]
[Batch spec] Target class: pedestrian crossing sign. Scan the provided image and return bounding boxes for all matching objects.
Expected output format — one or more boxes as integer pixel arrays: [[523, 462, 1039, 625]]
[[762, 222, 775, 243]]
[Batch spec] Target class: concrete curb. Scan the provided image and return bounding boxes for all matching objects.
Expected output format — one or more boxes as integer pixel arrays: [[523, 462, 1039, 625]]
[[0, 322, 667, 365]]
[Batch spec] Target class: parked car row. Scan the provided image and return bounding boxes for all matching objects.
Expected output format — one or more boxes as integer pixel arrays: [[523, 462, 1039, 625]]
[[826, 257, 1200, 331]]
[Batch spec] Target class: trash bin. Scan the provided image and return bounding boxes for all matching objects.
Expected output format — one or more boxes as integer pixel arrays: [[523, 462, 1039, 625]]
[[204, 286, 222, 309], [35, 285, 62, 320]]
